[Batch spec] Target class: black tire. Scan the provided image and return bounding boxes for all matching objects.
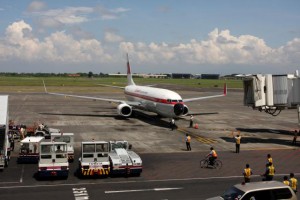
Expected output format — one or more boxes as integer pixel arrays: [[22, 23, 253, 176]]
[[200, 159, 208, 168], [214, 160, 222, 169]]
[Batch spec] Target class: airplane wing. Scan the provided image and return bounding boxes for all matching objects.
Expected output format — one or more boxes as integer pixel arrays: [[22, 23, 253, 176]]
[[97, 84, 125, 89], [43, 80, 141, 106], [183, 83, 227, 102]]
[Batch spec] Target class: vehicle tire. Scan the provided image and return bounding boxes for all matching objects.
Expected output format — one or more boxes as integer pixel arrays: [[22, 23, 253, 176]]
[[200, 159, 208, 168], [214, 160, 222, 169], [4, 159, 8, 167]]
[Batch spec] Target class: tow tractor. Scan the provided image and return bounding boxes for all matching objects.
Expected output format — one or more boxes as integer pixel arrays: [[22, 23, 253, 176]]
[[51, 133, 74, 162], [77, 141, 110, 178], [38, 141, 69, 178], [109, 140, 142, 176], [18, 136, 44, 163]]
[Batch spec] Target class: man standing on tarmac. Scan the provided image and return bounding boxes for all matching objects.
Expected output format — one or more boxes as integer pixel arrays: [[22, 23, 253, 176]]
[[185, 134, 191, 151], [189, 115, 194, 128], [243, 164, 253, 183], [234, 132, 241, 153], [290, 173, 298, 193], [262, 163, 275, 181]]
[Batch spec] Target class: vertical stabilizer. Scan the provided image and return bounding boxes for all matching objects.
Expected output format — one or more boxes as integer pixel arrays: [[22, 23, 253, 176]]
[[127, 54, 135, 86]]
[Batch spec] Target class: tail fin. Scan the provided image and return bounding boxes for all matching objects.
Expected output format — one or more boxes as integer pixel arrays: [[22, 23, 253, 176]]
[[127, 53, 135, 86]]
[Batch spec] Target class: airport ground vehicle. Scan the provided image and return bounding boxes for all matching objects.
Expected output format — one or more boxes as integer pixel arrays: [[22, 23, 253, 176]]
[[18, 136, 44, 163], [38, 141, 69, 178], [109, 140, 142, 176], [34, 126, 60, 139], [77, 141, 110, 177], [200, 157, 222, 169], [0, 95, 11, 170], [206, 181, 297, 200], [51, 133, 74, 162]]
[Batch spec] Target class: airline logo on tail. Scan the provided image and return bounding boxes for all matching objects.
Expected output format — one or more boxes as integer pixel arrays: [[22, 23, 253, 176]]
[[126, 54, 135, 86]]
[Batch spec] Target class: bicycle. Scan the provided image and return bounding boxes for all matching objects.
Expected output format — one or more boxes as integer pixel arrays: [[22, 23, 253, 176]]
[[200, 157, 222, 169]]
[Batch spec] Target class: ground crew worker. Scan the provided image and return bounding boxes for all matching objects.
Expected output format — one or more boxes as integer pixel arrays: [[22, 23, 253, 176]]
[[290, 173, 298, 193], [262, 163, 275, 181], [283, 176, 290, 186], [234, 133, 241, 153], [170, 119, 176, 131], [292, 130, 298, 145], [267, 154, 273, 165], [189, 115, 194, 128], [207, 147, 217, 166], [243, 164, 253, 183], [185, 134, 191, 151]]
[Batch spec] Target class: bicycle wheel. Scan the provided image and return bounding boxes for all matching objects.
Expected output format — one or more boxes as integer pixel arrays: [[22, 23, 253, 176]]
[[200, 159, 208, 168], [214, 160, 222, 169]]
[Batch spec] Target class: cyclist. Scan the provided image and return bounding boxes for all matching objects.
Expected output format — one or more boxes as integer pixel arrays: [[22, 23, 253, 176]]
[[207, 147, 218, 166]]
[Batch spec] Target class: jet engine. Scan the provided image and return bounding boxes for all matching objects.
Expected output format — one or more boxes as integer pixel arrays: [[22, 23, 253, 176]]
[[117, 103, 132, 117], [182, 105, 189, 116]]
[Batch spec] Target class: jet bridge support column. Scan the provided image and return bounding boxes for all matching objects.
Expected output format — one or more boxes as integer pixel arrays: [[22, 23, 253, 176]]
[[298, 105, 300, 128]]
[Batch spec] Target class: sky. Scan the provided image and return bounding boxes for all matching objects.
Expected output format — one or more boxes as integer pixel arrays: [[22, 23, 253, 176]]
[[0, 0, 300, 75]]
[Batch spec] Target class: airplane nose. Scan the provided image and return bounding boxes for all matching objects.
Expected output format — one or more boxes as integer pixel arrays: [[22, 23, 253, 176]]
[[173, 103, 184, 116]]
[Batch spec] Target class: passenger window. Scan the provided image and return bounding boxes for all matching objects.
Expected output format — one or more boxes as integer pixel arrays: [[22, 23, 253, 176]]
[[272, 188, 292, 199], [41, 155, 51, 159], [83, 154, 94, 158], [242, 190, 272, 200]]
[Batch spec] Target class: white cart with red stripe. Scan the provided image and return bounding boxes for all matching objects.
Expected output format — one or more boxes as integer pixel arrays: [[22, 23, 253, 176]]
[[38, 141, 69, 178]]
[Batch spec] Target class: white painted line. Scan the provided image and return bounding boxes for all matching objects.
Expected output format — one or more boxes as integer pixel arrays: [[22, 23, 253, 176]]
[[105, 187, 182, 194], [19, 165, 25, 183], [0, 173, 300, 189]]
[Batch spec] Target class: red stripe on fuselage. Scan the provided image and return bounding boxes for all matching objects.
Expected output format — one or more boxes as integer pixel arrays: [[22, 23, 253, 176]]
[[125, 91, 183, 105]]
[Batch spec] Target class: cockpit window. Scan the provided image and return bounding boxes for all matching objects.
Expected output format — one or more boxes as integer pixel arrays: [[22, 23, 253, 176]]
[[172, 100, 178, 102], [167, 99, 171, 103], [179, 100, 183, 102]]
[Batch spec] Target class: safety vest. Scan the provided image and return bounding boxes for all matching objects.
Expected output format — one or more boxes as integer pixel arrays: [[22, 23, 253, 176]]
[[283, 180, 290, 186], [186, 136, 191, 143], [244, 168, 252, 178], [290, 178, 298, 191], [268, 157, 273, 164], [212, 150, 217, 157], [235, 137, 241, 144], [268, 165, 275, 176]]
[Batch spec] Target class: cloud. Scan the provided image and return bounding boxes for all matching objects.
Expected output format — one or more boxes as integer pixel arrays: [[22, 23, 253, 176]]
[[1, 20, 111, 63], [0, 21, 300, 73], [27, 1, 47, 12], [95, 6, 130, 20], [104, 31, 124, 43]]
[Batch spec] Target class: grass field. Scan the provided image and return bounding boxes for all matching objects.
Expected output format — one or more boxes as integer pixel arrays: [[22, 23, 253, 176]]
[[0, 76, 243, 92]]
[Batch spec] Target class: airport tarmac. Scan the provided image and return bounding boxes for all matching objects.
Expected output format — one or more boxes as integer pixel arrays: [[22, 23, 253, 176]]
[[4, 86, 299, 153], [1, 86, 300, 199]]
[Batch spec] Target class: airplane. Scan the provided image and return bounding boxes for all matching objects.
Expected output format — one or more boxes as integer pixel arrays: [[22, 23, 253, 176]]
[[43, 54, 227, 119]]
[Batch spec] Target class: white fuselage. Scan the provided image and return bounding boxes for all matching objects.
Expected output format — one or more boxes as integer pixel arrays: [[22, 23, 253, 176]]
[[124, 85, 184, 118]]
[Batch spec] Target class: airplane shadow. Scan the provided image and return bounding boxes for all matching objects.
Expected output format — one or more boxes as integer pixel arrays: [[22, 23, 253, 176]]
[[39, 112, 129, 120], [221, 127, 297, 147], [236, 128, 294, 136], [221, 136, 297, 147], [39, 111, 219, 129]]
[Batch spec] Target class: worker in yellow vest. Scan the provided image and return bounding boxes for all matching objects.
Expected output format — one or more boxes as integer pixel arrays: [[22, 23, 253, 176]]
[[185, 134, 191, 151], [262, 163, 275, 181], [243, 164, 253, 183], [290, 173, 298, 193], [283, 176, 290, 186], [234, 133, 241, 153], [267, 154, 273, 165]]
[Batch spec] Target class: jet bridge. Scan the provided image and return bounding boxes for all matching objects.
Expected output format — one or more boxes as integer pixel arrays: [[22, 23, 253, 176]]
[[243, 71, 300, 125]]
